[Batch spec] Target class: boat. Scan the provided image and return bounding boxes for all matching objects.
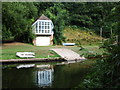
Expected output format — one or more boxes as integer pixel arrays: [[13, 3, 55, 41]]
[[62, 43, 75, 46], [16, 64, 35, 69], [16, 52, 35, 58]]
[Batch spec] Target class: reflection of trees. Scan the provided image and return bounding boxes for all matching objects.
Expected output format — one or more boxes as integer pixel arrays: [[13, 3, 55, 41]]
[[36, 68, 54, 87]]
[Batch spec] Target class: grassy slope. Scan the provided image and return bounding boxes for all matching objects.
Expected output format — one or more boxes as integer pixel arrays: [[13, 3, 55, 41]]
[[2, 27, 105, 60], [63, 27, 103, 45]]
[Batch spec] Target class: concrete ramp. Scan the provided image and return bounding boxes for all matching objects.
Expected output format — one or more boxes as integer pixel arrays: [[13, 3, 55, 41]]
[[51, 48, 85, 61]]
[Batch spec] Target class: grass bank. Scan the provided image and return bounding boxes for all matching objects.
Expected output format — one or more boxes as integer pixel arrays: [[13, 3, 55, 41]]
[[2, 42, 105, 60], [63, 27, 103, 45], [2, 42, 60, 60]]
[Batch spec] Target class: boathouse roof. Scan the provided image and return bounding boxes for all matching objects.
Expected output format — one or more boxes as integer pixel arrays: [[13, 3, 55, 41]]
[[38, 14, 51, 20]]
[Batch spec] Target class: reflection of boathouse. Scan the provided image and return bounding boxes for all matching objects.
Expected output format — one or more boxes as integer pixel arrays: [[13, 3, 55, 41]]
[[36, 68, 54, 87]]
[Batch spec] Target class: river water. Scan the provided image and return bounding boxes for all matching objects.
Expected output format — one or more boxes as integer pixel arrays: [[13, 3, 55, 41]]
[[2, 61, 92, 88]]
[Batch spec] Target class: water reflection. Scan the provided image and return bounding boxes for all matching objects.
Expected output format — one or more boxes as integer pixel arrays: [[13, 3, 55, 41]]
[[36, 67, 54, 87], [2, 61, 93, 88]]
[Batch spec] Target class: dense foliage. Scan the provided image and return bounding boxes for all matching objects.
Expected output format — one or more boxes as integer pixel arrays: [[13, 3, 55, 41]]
[[2, 2, 118, 44], [77, 3, 120, 88], [2, 2, 37, 43], [44, 3, 68, 45]]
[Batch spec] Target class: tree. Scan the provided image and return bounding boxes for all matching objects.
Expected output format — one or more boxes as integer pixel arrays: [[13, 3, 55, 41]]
[[44, 3, 68, 45], [87, 2, 117, 38], [2, 2, 37, 43], [78, 2, 120, 88], [64, 2, 93, 28]]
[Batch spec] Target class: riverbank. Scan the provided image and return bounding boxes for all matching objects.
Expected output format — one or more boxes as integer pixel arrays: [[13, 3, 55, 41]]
[[2, 42, 105, 60], [1, 57, 65, 64]]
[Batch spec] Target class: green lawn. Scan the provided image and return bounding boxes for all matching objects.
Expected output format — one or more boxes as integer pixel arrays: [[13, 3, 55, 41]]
[[66, 45, 105, 58], [2, 43, 105, 60], [2, 43, 59, 60]]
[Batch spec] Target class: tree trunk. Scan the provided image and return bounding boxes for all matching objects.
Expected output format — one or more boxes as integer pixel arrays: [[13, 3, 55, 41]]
[[111, 28, 112, 36], [100, 27, 103, 37], [117, 35, 120, 46]]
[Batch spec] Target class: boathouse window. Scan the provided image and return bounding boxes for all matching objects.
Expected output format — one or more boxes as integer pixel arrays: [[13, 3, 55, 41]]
[[32, 15, 54, 35], [33, 21, 53, 34]]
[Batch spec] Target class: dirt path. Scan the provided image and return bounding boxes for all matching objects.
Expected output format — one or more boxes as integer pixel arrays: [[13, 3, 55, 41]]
[[2, 42, 28, 46]]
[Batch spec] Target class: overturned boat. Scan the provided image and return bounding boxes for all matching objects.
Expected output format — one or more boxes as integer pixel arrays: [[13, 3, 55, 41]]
[[16, 52, 35, 58]]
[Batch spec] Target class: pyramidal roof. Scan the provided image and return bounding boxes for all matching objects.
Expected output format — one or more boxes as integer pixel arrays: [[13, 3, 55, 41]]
[[38, 14, 50, 20]]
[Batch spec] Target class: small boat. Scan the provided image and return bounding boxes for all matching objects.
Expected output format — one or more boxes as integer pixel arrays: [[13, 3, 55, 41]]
[[62, 43, 75, 46], [16, 52, 35, 58], [16, 64, 35, 69]]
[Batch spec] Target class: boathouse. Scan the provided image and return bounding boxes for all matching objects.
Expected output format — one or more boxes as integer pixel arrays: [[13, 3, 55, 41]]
[[32, 14, 54, 46]]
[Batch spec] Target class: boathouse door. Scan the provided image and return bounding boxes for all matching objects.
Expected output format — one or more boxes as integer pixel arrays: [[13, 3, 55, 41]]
[[36, 37, 50, 46]]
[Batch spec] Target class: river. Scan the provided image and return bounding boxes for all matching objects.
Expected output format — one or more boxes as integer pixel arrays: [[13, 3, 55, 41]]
[[2, 60, 94, 88]]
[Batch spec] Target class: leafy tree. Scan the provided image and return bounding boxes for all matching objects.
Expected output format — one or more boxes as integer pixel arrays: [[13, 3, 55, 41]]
[[44, 3, 68, 45], [77, 2, 120, 88], [34, 2, 54, 17], [2, 2, 37, 43], [63, 2, 116, 38], [88, 2, 117, 38], [64, 2, 93, 28]]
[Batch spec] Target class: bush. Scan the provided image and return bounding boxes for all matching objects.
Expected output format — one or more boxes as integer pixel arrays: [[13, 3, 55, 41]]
[[14, 28, 35, 43]]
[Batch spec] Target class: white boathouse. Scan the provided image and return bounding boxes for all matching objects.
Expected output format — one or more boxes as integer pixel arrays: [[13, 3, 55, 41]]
[[32, 14, 54, 46]]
